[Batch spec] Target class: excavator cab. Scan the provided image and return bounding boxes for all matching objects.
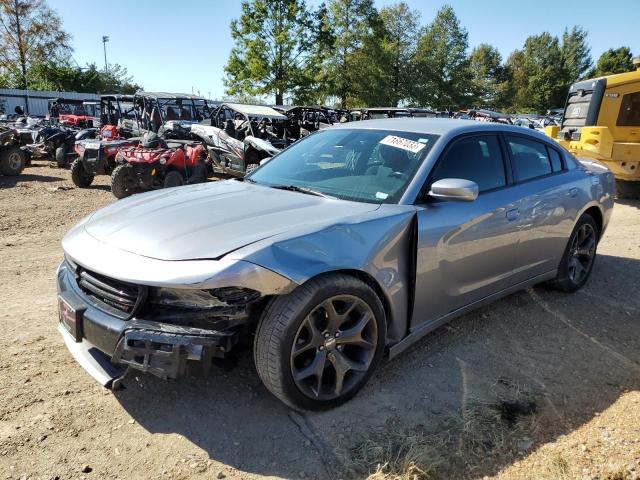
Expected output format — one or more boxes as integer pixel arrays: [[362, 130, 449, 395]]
[[546, 58, 640, 198]]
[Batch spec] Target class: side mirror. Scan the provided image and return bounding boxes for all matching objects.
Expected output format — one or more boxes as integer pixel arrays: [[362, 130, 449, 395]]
[[429, 178, 479, 202]]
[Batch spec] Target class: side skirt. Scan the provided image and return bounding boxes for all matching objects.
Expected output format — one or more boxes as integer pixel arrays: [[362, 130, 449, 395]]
[[387, 270, 557, 360]]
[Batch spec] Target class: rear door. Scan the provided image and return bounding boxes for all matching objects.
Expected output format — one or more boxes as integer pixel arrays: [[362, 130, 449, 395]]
[[412, 134, 522, 328], [504, 135, 578, 282]]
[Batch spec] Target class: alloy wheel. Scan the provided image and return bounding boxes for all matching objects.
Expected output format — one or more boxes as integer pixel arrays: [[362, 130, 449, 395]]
[[290, 295, 378, 401], [567, 223, 596, 284], [8, 152, 22, 170]]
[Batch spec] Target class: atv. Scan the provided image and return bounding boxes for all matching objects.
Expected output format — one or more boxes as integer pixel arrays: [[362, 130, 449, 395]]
[[27, 125, 96, 167], [110, 133, 209, 199], [272, 105, 334, 139], [191, 102, 292, 177], [70, 125, 140, 188], [49, 98, 99, 129], [0, 125, 27, 176]]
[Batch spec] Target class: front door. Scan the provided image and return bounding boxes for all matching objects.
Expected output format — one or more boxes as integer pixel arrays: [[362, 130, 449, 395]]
[[411, 134, 522, 328]]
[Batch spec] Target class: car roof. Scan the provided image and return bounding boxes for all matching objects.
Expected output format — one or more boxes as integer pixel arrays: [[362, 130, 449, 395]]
[[331, 117, 555, 142]]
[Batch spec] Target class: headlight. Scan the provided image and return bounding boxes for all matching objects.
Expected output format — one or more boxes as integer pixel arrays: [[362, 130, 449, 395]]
[[150, 287, 260, 310]]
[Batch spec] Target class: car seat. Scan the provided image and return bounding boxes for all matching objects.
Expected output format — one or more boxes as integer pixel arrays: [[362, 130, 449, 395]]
[[224, 119, 236, 138], [180, 108, 192, 121], [165, 107, 178, 121], [150, 108, 162, 132], [366, 144, 410, 177]]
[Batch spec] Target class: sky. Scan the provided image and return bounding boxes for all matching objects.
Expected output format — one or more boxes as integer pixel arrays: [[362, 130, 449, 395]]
[[48, 0, 640, 100]]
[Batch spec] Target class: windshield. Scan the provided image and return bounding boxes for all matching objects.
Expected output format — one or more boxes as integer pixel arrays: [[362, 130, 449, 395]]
[[247, 128, 438, 204]]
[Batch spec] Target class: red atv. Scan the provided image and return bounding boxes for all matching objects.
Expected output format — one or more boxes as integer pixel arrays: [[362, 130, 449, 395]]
[[70, 125, 139, 188], [110, 133, 209, 199]]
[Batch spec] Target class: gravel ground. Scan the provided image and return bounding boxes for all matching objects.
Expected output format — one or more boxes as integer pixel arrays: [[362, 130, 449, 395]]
[[0, 160, 639, 480]]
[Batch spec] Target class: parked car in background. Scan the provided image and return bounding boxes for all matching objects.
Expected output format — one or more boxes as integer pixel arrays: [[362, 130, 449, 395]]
[[57, 118, 614, 410]]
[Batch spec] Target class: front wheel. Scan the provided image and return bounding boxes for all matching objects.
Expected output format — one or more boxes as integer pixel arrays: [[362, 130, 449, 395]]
[[0, 146, 26, 176], [163, 170, 185, 188], [55, 146, 67, 168], [549, 213, 598, 292], [70, 157, 94, 187], [111, 164, 135, 199], [254, 273, 385, 411]]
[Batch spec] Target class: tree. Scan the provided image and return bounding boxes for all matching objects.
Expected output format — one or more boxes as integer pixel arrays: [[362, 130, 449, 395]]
[[469, 43, 508, 110], [503, 50, 529, 112], [379, 2, 420, 106], [413, 5, 472, 110], [561, 26, 592, 83], [224, 0, 315, 104], [592, 47, 635, 77], [520, 32, 566, 112], [0, 0, 72, 89], [322, 0, 382, 107]]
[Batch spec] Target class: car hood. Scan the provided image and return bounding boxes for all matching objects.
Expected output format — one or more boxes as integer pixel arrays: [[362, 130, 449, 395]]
[[81, 180, 380, 261]]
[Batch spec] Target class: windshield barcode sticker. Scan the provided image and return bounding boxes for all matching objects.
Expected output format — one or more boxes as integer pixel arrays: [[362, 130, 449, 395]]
[[380, 135, 426, 153]]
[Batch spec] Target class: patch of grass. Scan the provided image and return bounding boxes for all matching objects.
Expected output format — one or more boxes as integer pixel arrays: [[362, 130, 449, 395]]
[[340, 379, 540, 479], [341, 426, 448, 480]]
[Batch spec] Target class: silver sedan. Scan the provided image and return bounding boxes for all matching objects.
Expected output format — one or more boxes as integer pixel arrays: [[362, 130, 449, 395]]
[[57, 118, 615, 410]]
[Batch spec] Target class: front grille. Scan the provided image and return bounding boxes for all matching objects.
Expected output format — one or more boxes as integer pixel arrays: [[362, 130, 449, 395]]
[[84, 148, 100, 162], [76, 267, 146, 318]]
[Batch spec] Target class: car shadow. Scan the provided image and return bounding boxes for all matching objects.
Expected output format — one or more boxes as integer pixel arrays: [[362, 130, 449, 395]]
[[0, 173, 64, 187], [114, 253, 640, 479], [615, 197, 640, 210]]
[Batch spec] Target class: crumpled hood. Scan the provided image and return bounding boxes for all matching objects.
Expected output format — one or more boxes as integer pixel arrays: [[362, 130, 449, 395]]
[[80, 180, 380, 261]]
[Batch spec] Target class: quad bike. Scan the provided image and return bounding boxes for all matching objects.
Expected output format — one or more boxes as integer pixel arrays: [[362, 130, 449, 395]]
[[110, 133, 209, 199], [0, 126, 27, 176], [70, 125, 140, 188], [27, 125, 96, 167]]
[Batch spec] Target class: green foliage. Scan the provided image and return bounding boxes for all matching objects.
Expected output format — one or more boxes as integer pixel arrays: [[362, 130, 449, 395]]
[[592, 47, 635, 77], [561, 26, 592, 82], [412, 5, 472, 110], [469, 43, 510, 110], [224, 0, 315, 104], [0, 0, 72, 88], [222, 2, 622, 113], [379, 2, 420, 107]]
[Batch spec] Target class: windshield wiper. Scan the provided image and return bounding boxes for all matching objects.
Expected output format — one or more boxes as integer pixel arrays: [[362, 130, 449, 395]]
[[269, 184, 334, 198]]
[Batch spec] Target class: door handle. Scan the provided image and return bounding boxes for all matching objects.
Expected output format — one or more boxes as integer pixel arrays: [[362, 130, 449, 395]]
[[567, 187, 578, 197], [506, 208, 520, 221]]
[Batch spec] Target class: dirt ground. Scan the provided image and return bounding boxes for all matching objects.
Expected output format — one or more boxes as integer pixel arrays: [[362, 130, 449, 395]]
[[1, 160, 639, 480]]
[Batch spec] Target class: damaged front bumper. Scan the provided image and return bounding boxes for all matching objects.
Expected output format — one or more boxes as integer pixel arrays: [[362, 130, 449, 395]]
[[56, 261, 241, 388]]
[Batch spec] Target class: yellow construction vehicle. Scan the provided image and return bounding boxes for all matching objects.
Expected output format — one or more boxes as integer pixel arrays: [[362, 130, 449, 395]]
[[546, 58, 640, 198]]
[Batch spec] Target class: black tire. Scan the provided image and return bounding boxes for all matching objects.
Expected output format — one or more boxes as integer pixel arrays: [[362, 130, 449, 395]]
[[0, 146, 26, 176], [615, 179, 640, 199], [55, 146, 67, 168], [163, 170, 185, 188], [70, 157, 94, 188], [549, 213, 599, 292], [111, 164, 134, 199], [254, 273, 386, 411]]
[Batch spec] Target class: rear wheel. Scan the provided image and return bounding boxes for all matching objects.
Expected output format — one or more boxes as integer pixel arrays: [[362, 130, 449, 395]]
[[0, 146, 26, 176], [615, 179, 640, 199], [254, 273, 385, 410], [70, 157, 94, 187], [550, 213, 598, 292], [111, 164, 134, 199], [163, 170, 185, 188], [55, 146, 67, 168]]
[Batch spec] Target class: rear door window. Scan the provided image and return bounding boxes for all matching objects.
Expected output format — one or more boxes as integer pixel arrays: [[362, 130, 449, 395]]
[[506, 136, 553, 182]]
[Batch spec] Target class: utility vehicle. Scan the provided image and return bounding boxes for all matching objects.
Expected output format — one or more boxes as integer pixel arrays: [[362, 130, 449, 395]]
[[191, 102, 291, 176], [546, 58, 640, 198]]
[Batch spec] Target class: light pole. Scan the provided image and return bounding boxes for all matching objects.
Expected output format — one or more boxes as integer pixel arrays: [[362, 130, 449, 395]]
[[102, 36, 109, 73]]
